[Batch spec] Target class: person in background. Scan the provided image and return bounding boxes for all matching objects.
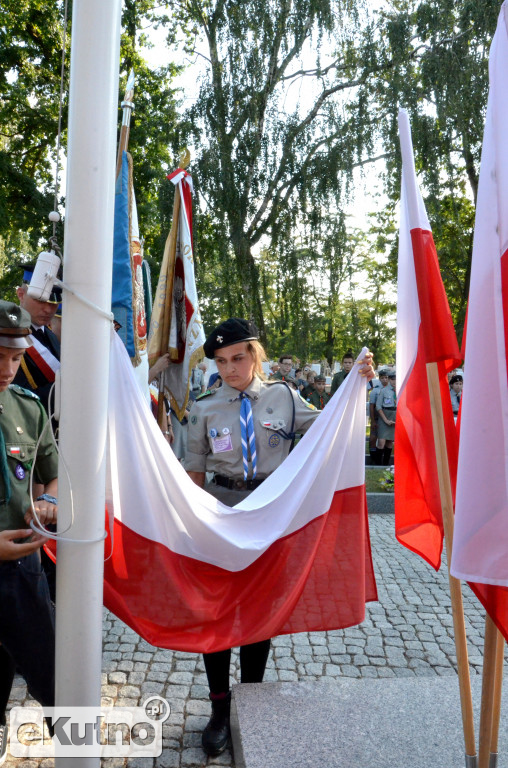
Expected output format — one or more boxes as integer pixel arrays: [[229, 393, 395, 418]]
[[294, 368, 306, 392], [330, 352, 354, 395], [271, 354, 293, 382], [368, 369, 389, 464], [306, 375, 331, 410], [14, 264, 61, 414], [48, 304, 62, 343], [449, 374, 463, 419], [301, 370, 316, 399], [190, 364, 206, 401], [375, 370, 396, 465], [148, 353, 174, 445], [206, 370, 222, 390]]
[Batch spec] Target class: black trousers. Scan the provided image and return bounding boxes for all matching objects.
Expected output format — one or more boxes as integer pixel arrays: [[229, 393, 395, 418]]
[[203, 639, 271, 695], [0, 552, 55, 722]]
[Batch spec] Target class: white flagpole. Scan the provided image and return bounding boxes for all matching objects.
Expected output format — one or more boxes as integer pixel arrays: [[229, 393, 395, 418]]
[[55, 0, 121, 765]]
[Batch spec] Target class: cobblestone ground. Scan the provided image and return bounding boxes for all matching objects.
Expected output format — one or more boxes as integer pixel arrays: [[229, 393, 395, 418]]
[[5, 515, 490, 767]]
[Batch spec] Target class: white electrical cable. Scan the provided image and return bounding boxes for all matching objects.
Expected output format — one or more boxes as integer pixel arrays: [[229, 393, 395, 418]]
[[28, 382, 108, 545]]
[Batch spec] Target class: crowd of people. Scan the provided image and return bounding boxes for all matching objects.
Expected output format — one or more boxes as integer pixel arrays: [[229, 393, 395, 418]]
[[165, 350, 466, 475]]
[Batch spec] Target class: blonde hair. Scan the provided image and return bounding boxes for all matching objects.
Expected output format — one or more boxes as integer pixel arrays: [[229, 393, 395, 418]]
[[247, 340, 268, 380]]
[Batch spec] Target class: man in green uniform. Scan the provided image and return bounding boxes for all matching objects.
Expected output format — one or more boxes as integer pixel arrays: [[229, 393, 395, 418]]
[[330, 352, 354, 395], [14, 264, 61, 413], [306, 375, 331, 410], [270, 354, 293, 382], [0, 301, 59, 763]]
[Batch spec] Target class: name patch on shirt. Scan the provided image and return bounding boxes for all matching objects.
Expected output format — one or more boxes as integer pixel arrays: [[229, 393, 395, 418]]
[[211, 434, 233, 454]]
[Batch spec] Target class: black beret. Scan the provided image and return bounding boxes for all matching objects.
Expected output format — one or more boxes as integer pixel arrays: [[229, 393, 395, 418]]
[[203, 318, 259, 359], [450, 374, 463, 385]]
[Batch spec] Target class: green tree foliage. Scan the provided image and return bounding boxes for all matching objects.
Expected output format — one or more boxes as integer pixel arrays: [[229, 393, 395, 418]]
[[119, 1, 183, 279], [0, 0, 182, 299], [161, 0, 384, 343], [0, 0, 69, 295], [362, 0, 500, 339]]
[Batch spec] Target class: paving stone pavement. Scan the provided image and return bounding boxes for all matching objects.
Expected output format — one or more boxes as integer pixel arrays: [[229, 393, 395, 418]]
[[5, 515, 494, 767]]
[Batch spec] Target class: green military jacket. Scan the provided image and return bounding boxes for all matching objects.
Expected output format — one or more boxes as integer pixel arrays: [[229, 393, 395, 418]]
[[0, 385, 58, 531], [330, 369, 349, 395], [306, 390, 331, 410]]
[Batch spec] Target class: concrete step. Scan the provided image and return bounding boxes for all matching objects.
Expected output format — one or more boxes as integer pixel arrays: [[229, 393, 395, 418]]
[[366, 492, 394, 514], [231, 677, 503, 768]]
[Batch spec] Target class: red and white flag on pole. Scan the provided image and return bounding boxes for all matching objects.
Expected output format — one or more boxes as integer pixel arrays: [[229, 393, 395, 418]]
[[451, 4, 508, 638], [104, 332, 377, 652], [395, 109, 461, 570]]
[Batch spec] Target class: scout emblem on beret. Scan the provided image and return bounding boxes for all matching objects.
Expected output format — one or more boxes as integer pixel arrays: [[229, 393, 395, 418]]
[[8, 312, 17, 324], [217, 335, 223, 343]]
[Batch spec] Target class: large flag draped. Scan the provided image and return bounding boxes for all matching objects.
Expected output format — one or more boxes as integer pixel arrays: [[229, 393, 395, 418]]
[[451, 4, 508, 638], [104, 332, 377, 652], [147, 166, 205, 420], [395, 110, 461, 570]]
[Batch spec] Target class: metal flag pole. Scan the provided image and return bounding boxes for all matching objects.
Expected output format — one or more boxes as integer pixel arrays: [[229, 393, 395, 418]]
[[116, 69, 135, 176], [398, 108, 477, 768], [54, 1, 122, 766]]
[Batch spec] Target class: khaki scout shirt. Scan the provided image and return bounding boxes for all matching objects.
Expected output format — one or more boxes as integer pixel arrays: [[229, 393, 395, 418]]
[[0, 385, 58, 531], [375, 384, 397, 413], [185, 376, 319, 479]]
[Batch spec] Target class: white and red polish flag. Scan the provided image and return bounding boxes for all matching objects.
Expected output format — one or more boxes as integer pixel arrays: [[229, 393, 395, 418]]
[[451, 4, 508, 639], [104, 332, 377, 652], [395, 109, 461, 571]]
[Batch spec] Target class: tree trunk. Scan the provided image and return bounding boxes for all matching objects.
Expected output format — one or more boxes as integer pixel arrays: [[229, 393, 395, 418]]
[[230, 231, 266, 343]]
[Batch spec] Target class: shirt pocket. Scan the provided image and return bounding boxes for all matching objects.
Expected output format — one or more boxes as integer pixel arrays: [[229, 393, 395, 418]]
[[259, 416, 287, 432], [5, 440, 36, 470], [259, 417, 288, 450]]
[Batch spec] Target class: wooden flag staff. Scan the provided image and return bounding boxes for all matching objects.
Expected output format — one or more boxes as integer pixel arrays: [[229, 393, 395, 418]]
[[478, 617, 504, 768], [426, 363, 477, 767]]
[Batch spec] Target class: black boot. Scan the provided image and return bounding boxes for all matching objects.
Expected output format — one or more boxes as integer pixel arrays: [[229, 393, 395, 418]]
[[369, 448, 378, 465], [374, 448, 383, 465], [382, 446, 392, 465], [202, 692, 231, 756]]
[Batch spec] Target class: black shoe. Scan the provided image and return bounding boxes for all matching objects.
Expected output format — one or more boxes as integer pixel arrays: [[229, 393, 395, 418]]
[[201, 692, 231, 757], [0, 724, 8, 766]]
